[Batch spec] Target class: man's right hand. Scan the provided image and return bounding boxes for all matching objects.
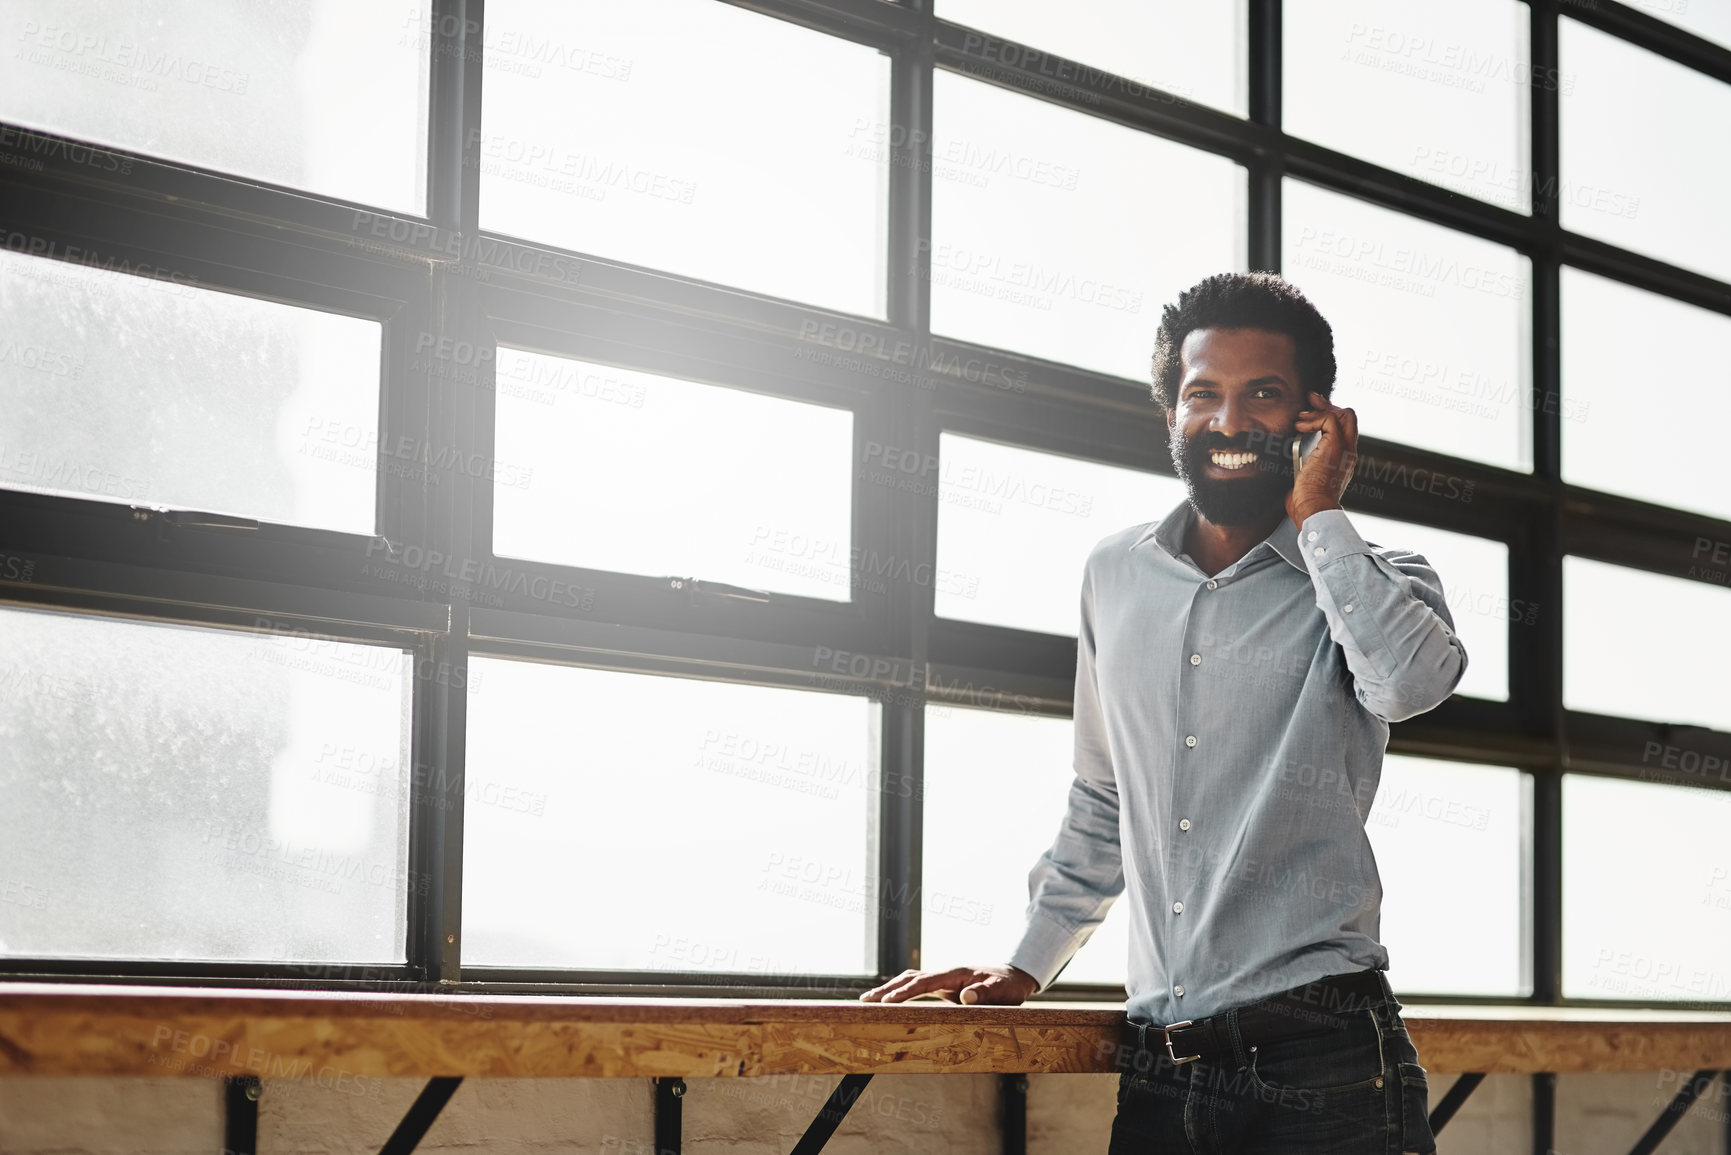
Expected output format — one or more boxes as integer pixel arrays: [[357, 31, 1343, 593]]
[[857, 964, 1038, 1005]]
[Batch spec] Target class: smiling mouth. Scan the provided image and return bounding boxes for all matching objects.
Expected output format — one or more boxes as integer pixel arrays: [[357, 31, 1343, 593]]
[[1207, 449, 1259, 472]]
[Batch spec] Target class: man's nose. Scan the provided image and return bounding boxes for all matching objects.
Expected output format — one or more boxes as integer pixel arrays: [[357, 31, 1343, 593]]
[[1209, 395, 1253, 439]]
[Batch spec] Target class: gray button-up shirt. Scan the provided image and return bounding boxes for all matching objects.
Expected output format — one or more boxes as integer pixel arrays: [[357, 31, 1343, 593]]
[[1007, 499, 1468, 1025]]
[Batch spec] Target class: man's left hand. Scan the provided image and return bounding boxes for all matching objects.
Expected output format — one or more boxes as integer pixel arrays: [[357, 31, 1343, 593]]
[[1285, 390, 1358, 528]]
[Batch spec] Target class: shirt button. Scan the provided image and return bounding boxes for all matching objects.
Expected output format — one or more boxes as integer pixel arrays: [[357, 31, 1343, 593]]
[[1189, 653, 1201, 666], [1306, 531, 1318, 541], [1313, 547, 1325, 557], [1206, 580, 1217, 590], [1172, 901, 1184, 914], [1174, 985, 1185, 997], [1179, 818, 1191, 831], [1184, 735, 1197, 748], [1344, 603, 1354, 613]]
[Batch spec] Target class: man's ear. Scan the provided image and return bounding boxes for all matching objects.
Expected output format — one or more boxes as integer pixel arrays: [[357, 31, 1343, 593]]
[[1165, 407, 1176, 431]]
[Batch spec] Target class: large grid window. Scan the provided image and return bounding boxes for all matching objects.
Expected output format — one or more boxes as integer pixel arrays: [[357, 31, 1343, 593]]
[[2, 0, 1727, 1018]]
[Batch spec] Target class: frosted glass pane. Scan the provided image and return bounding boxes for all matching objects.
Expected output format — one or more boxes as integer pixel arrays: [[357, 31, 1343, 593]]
[[0, 606, 411, 962], [0, 250, 381, 533], [933, 434, 1187, 636], [1629, 0, 1731, 51], [1561, 268, 1731, 522], [463, 659, 880, 974], [1284, 179, 1532, 472], [0, 1, 428, 213], [1563, 556, 1731, 732], [1563, 775, 1731, 1002], [494, 350, 853, 600], [1345, 512, 1510, 702], [1366, 755, 1529, 996], [1560, 19, 1731, 281], [1286, 0, 1531, 212], [480, 0, 889, 317], [923, 705, 1128, 988], [935, 0, 1247, 117], [930, 71, 1245, 382]]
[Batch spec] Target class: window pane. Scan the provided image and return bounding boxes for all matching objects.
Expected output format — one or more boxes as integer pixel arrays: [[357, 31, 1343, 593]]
[[0, 2, 429, 214], [1365, 756, 1529, 996], [463, 659, 880, 974], [0, 606, 411, 963], [1285, 0, 1531, 212], [480, 0, 889, 317], [1563, 775, 1731, 1002], [1284, 179, 1532, 472], [1344, 513, 1511, 702], [1628, 0, 1731, 52], [930, 71, 1245, 381], [1564, 556, 1731, 732], [0, 249, 381, 534], [923, 705, 1128, 988], [1560, 18, 1731, 281], [494, 350, 853, 599], [1561, 267, 1731, 522], [935, 0, 1247, 117], [933, 434, 1186, 636]]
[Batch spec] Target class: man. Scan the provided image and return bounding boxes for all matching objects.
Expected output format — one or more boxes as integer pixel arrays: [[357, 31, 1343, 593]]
[[860, 272, 1462, 1154]]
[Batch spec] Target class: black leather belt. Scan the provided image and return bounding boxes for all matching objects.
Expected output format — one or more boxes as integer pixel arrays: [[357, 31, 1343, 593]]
[[1130, 968, 1390, 1068]]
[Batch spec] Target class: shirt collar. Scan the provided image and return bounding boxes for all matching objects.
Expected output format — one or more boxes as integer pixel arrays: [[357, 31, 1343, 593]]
[[1132, 496, 1310, 575]]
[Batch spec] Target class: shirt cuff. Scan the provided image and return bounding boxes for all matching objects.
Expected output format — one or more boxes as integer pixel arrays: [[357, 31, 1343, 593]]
[[1295, 508, 1377, 572], [1006, 909, 1086, 993]]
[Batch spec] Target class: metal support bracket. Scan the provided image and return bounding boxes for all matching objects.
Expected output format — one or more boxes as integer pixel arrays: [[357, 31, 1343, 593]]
[[379, 1076, 463, 1155], [788, 1073, 873, 1155], [223, 1075, 260, 1155], [1001, 1073, 1028, 1155], [654, 1076, 685, 1154], [1428, 1071, 1484, 1134], [1627, 1068, 1720, 1155]]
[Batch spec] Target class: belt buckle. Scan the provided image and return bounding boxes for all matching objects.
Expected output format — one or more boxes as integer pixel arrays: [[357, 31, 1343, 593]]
[[1161, 1019, 1200, 1064]]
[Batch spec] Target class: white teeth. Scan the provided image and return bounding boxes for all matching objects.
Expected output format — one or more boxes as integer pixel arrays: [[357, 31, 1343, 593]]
[[1209, 451, 1255, 470]]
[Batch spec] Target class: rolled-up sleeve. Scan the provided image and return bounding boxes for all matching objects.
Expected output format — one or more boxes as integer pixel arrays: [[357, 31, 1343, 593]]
[[1297, 508, 1468, 724], [1006, 558, 1125, 991]]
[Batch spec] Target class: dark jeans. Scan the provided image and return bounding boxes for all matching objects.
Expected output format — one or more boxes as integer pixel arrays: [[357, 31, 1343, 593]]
[[1108, 970, 1438, 1155]]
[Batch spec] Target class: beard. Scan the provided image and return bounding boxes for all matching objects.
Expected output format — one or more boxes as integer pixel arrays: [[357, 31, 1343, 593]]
[[1170, 427, 1297, 527]]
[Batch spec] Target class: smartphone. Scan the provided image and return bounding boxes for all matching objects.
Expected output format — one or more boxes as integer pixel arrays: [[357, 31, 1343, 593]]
[[1291, 430, 1321, 474]]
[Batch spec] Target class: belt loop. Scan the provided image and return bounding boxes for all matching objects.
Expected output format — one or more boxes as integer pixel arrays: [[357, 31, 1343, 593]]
[[1138, 1021, 1149, 1055]]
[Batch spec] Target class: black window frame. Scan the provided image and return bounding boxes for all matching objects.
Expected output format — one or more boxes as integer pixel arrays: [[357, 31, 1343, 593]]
[[1, 0, 1727, 1009]]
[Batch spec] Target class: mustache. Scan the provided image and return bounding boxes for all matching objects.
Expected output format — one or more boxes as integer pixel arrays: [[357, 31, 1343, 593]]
[[1187, 430, 1303, 456]]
